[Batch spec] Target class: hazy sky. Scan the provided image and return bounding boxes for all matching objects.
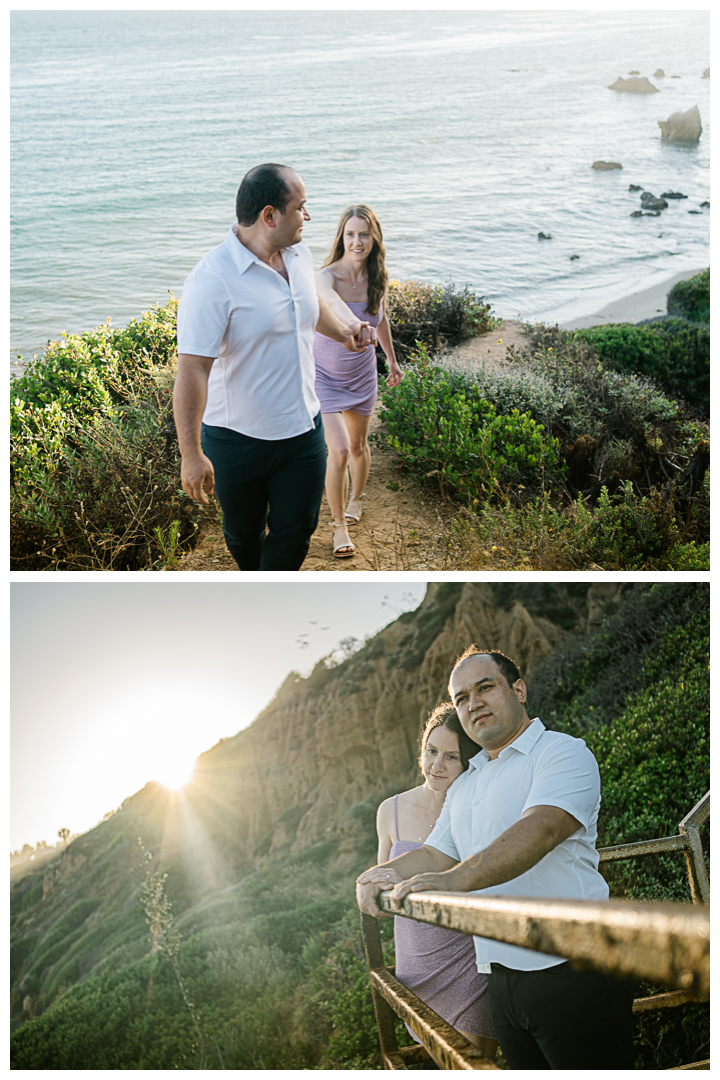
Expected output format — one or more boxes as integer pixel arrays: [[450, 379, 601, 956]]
[[11, 582, 426, 852]]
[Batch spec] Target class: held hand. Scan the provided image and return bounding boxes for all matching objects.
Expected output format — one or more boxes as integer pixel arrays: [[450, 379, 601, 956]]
[[389, 869, 461, 911], [358, 323, 378, 349], [181, 453, 215, 504], [342, 322, 377, 353]]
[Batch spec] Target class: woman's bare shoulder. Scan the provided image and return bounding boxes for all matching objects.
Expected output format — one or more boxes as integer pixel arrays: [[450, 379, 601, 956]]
[[378, 787, 414, 815], [317, 262, 341, 280]]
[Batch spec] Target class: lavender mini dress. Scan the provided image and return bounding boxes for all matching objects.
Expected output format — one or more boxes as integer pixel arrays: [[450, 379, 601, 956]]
[[313, 300, 382, 416], [390, 796, 495, 1042]]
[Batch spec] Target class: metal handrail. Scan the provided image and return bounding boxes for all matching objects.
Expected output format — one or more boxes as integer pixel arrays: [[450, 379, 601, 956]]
[[375, 892, 709, 997], [361, 792, 710, 1070], [599, 791, 709, 905]]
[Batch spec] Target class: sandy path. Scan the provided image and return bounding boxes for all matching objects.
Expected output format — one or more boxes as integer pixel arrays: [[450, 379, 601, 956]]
[[173, 321, 531, 573]]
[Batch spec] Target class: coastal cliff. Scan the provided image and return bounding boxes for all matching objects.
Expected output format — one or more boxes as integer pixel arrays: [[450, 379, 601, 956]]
[[11, 582, 709, 1070], [188, 582, 615, 869], [18, 583, 609, 905]]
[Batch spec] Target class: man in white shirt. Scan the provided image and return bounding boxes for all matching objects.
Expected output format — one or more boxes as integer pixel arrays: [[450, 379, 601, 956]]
[[356, 647, 634, 1069], [173, 162, 373, 571]]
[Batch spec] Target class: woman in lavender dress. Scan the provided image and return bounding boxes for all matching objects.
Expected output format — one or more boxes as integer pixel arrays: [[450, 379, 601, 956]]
[[373, 704, 497, 1065], [313, 205, 402, 558]]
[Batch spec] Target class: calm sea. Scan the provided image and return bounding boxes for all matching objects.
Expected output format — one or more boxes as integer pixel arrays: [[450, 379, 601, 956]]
[[10, 10, 710, 367]]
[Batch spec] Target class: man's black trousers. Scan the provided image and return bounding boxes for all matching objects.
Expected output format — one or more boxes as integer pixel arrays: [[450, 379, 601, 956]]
[[488, 961, 635, 1069], [201, 414, 327, 571]]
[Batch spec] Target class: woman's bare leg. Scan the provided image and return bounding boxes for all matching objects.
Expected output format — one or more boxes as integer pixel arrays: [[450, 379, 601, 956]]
[[321, 412, 353, 550], [343, 409, 372, 507]]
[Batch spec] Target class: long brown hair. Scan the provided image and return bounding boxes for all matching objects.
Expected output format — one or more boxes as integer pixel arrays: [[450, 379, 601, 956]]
[[323, 204, 388, 316], [418, 701, 478, 771]]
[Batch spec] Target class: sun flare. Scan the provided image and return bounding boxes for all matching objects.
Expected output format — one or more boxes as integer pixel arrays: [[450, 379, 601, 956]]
[[153, 755, 197, 792]]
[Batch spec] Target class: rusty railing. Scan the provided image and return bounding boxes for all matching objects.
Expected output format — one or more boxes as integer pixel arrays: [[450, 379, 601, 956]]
[[361, 791, 709, 1071]]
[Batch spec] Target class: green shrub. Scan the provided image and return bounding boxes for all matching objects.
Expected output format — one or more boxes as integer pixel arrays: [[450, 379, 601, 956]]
[[573, 319, 709, 411], [10, 297, 208, 572], [665, 540, 710, 570], [377, 351, 564, 505], [528, 582, 708, 734], [587, 610, 709, 902], [386, 279, 500, 357], [666, 267, 710, 323]]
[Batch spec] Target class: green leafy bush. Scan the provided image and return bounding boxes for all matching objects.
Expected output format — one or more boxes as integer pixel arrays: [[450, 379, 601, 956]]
[[377, 351, 564, 504], [10, 298, 207, 571], [386, 279, 500, 357], [573, 319, 709, 411], [528, 582, 708, 734], [587, 610, 709, 902], [666, 267, 709, 323]]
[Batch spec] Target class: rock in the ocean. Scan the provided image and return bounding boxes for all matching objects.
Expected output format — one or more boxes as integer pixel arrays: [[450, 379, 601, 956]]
[[630, 211, 643, 217], [592, 160, 622, 170], [661, 191, 688, 199], [570, 254, 580, 260], [703, 68, 709, 78], [641, 192, 668, 210], [610, 76, 658, 93], [658, 105, 702, 141], [688, 210, 702, 215], [654, 68, 665, 77], [538, 232, 552, 240], [629, 184, 643, 191], [700, 201, 710, 208]]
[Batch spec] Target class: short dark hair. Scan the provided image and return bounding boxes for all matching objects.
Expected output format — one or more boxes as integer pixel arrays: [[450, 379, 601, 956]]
[[450, 646, 522, 691], [418, 701, 479, 771], [236, 163, 295, 226]]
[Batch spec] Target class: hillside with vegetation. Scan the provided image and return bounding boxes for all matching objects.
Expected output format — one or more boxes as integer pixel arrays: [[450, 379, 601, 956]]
[[10, 582, 709, 1069], [10, 273, 709, 571]]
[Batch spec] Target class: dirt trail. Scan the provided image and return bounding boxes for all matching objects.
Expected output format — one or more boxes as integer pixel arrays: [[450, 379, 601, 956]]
[[173, 321, 531, 573]]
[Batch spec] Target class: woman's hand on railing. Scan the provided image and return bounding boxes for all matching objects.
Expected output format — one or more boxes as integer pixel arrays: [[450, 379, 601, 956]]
[[356, 866, 404, 886], [356, 867, 403, 918]]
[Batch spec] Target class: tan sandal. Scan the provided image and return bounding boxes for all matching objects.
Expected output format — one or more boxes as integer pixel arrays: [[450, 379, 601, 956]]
[[345, 494, 364, 524], [331, 522, 355, 558]]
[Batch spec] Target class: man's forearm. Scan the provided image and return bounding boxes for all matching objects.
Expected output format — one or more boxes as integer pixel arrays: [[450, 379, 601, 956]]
[[316, 294, 361, 343], [173, 354, 212, 458], [450, 807, 580, 892]]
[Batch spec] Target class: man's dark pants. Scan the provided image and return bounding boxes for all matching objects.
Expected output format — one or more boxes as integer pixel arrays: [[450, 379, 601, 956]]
[[488, 961, 635, 1069], [201, 414, 326, 571]]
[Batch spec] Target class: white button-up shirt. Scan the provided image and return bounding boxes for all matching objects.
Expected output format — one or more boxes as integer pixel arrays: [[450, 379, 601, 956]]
[[177, 228, 321, 440], [425, 718, 609, 971]]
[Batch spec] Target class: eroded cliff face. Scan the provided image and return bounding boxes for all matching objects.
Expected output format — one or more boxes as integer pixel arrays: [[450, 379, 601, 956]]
[[11, 582, 622, 963], [182, 582, 618, 875]]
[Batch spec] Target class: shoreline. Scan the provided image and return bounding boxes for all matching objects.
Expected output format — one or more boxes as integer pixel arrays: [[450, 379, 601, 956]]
[[536, 266, 708, 331]]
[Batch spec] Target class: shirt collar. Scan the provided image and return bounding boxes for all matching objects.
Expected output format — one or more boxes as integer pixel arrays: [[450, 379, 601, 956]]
[[468, 717, 544, 770], [226, 226, 299, 275]]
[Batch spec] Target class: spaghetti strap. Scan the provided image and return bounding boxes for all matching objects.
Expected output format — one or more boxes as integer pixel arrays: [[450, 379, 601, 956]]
[[393, 794, 400, 843]]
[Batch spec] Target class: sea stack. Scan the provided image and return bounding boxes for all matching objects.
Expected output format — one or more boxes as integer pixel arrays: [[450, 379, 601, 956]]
[[658, 105, 702, 142], [610, 76, 658, 94]]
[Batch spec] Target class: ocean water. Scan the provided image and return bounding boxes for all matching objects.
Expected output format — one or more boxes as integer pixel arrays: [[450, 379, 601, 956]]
[[10, 9, 710, 367]]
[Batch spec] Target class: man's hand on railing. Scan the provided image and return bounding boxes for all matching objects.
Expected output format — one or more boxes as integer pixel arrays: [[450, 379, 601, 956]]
[[388, 868, 464, 911]]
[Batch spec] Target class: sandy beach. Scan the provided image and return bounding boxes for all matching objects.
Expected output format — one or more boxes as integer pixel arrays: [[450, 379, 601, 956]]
[[559, 267, 708, 330]]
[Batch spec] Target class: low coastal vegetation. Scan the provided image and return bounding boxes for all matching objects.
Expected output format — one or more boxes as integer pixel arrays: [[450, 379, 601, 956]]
[[9, 584, 709, 1069], [10, 271, 709, 570]]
